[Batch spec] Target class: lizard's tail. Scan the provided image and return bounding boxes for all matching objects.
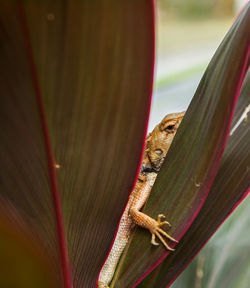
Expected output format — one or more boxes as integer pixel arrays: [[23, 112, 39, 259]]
[[98, 236, 128, 287], [98, 210, 132, 288], [97, 282, 109, 288]]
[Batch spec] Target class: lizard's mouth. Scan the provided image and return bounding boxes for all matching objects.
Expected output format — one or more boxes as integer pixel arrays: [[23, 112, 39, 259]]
[[140, 166, 159, 174]]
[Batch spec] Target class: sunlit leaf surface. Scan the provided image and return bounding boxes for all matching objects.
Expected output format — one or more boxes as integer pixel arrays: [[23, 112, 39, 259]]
[[111, 4, 250, 287], [139, 70, 250, 288], [0, 1, 154, 287]]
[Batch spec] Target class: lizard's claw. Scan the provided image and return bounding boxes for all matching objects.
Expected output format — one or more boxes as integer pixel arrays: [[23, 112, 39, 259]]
[[151, 214, 178, 251], [151, 233, 159, 246], [157, 214, 171, 227]]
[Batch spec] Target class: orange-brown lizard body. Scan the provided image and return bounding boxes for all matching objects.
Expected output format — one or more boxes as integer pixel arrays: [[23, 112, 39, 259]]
[[98, 112, 185, 288]]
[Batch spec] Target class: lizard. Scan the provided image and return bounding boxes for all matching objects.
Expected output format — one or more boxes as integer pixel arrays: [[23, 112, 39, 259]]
[[98, 112, 185, 288]]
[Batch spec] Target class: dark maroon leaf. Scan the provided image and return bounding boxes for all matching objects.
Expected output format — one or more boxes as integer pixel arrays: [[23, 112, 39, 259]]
[[139, 69, 250, 288], [111, 4, 250, 287], [0, 202, 58, 288], [0, 1, 154, 287]]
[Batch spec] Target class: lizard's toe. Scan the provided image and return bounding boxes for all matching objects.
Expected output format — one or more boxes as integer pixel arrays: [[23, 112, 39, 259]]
[[155, 231, 175, 251], [157, 214, 171, 227], [157, 227, 178, 243], [149, 217, 178, 251], [151, 233, 159, 246]]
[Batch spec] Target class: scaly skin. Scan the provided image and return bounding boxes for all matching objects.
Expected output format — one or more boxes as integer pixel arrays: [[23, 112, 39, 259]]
[[98, 112, 185, 288]]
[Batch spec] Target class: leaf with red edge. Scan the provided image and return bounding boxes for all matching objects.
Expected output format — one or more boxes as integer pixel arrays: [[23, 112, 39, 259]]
[[0, 1, 154, 287], [110, 4, 250, 288], [139, 69, 250, 288]]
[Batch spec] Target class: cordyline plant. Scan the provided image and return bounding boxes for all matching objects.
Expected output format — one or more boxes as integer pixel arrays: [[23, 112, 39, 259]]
[[0, 1, 249, 288]]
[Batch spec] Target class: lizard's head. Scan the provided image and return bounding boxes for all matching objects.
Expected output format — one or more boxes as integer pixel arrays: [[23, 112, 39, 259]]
[[141, 111, 185, 172]]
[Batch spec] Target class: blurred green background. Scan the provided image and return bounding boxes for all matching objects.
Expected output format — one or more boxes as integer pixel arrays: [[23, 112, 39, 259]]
[[149, 0, 250, 287], [149, 0, 248, 131], [171, 199, 250, 288]]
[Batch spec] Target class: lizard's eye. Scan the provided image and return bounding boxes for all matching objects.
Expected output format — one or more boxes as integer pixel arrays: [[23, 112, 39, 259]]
[[165, 124, 175, 132], [155, 149, 163, 156]]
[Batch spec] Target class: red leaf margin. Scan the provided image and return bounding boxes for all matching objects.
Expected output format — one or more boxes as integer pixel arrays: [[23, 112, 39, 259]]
[[96, 0, 156, 286], [135, 11, 250, 288], [17, 4, 71, 288], [110, 4, 250, 287], [0, 1, 156, 287], [139, 69, 250, 288]]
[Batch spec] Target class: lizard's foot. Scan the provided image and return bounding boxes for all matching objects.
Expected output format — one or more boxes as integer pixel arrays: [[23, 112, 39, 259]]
[[150, 214, 178, 251], [130, 208, 178, 251]]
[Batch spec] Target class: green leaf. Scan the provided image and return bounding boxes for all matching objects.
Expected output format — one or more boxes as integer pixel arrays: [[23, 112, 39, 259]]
[[0, 1, 154, 286], [140, 70, 250, 288], [111, 4, 250, 287], [170, 199, 250, 288]]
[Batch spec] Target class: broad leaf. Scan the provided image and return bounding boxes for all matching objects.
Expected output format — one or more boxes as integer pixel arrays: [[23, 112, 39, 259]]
[[140, 69, 250, 288], [0, 1, 154, 287], [111, 4, 250, 287]]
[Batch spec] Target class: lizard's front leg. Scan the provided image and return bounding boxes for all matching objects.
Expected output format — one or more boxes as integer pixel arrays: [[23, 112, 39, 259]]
[[129, 172, 178, 250]]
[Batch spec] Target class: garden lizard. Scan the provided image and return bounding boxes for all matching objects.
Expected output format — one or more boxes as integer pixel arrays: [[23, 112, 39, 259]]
[[98, 112, 185, 288]]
